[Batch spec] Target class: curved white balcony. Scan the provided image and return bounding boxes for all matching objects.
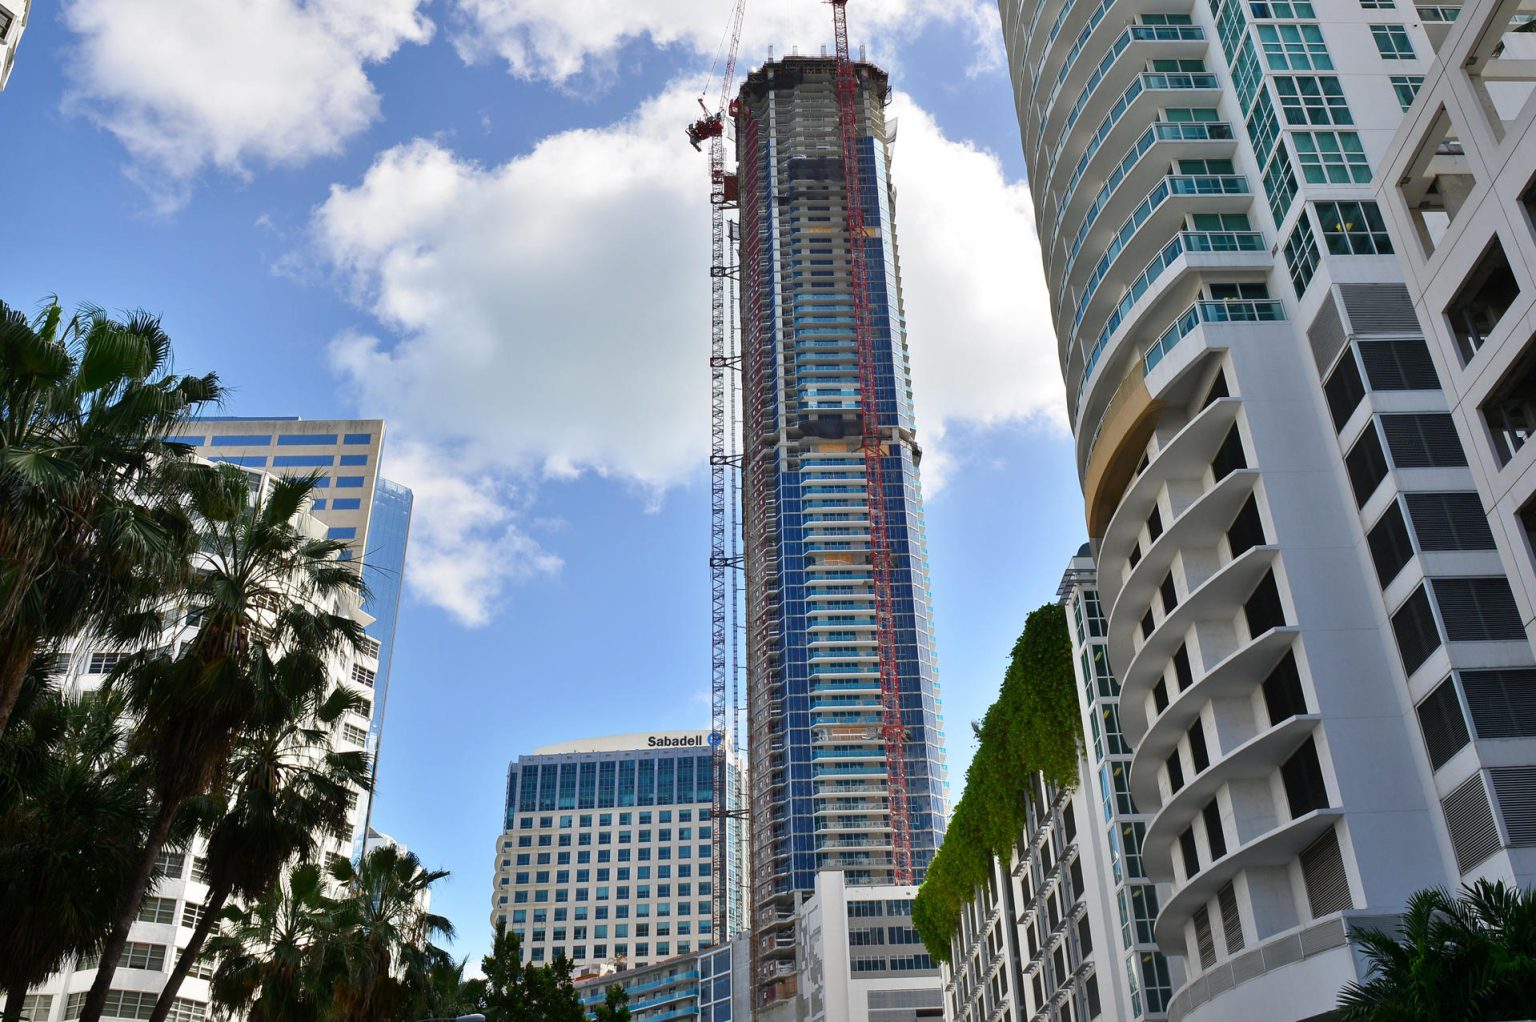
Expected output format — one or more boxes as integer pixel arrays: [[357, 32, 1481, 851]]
[[1124, 624, 1299, 757], [1114, 544, 1281, 707], [1153, 808, 1345, 949], [1098, 397, 1242, 571], [1142, 714, 1322, 881], [1106, 467, 1260, 635]]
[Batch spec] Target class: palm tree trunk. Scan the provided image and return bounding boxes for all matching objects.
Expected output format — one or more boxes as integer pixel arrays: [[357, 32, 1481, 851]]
[[146, 878, 232, 1022], [3, 983, 27, 1022], [0, 640, 36, 739], [77, 799, 179, 1022]]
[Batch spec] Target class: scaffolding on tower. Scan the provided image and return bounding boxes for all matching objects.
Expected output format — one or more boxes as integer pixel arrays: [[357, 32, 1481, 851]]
[[830, 0, 913, 885]]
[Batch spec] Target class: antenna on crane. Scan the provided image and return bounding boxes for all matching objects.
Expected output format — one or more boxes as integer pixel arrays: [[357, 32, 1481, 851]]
[[687, 0, 749, 957]]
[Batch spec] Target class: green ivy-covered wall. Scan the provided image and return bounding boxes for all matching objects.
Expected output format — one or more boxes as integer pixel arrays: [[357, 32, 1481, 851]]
[[912, 603, 1081, 963]]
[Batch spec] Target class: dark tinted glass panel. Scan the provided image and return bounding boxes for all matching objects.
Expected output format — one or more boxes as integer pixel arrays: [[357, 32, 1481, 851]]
[[1244, 572, 1286, 636], [1204, 370, 1230, 406], [1381, 413, 1468, 468], [1153, 679, 1170, 713], [1404, 493, 1495, 551], [1281, 736, 1329, 818], [1227, 495, 1266, 557], [1147, 506, 1164, 544], [1417, 676, 1471, 770], [1167, 752, 1185, 793], [1346, 425, 1389, 506], [1359, 338, 1442, 390], [1263, 651, 1308, 724], [1203, 800, 1227, 859], [1324, 350, 1366, 431], [1160, 573, 1178, 613], [1189, 721, 1210, 773], [1213, 425, 1248, 481], [1367, 501, 1414, 586], [1174, 645, 1194, 691], [1392, 584, 1442, 675], [1141, 608, 1156, 641], [1180, 827, 1200, 877]]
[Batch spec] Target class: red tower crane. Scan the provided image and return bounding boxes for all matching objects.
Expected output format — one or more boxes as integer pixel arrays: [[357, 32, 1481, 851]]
[[829, 0, 914, 886], [687, 0, 748, 951]]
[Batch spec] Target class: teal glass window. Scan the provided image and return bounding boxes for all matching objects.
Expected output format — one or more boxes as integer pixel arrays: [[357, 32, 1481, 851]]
[[1370, 23, 1415, 59], [1292, 130, 1371, 183], [1274, 75, 1353, 124], [1391, 75, 1424, 110], [1315, 200, 1395, 254], [1258, 23, 1332, 70], [1284, 214, 1321, 297]]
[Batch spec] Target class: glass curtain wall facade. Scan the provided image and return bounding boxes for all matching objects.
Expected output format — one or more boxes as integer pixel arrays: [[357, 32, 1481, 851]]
[[999, 2, 1536, 1021], [734, 56, 948, 1005]]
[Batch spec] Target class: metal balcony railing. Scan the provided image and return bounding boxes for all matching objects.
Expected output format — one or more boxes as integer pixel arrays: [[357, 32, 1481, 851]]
[[1143, 299, 1288, 373]]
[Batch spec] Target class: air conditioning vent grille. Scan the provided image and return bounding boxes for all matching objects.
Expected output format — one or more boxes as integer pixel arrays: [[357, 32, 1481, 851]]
[[1431, 577, 1525, 642], [1404, 492, 1495, 551], [1461, 669, 1536, 739], [1381, 414, 1468, 469], [1299, 827, 1352, 918], [1442, 773, 1501, 872], [1339, 282, 1420, 334], [1490, 767, 1536, 847], [1359, 338, 1442, 391]]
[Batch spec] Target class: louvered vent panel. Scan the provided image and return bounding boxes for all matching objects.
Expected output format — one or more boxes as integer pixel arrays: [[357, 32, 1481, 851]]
[[1359, 338, 1442, 391], [1193, 906, 1216, 969], [1416, 676, 1471, 770], [1404, 493, 1495, 550], [1308, 292, 1348, 373], [1381, 414, 1469, 468], [1218, 882, 1244, 954], [1491, 767, 1536, 846], [1442, 773, 1501, 872], [1431, 577, 1525, 641], [1339, 283, 1421, 335], [1461, 669, 1536, 739], [1299, 828, 1352, 917]]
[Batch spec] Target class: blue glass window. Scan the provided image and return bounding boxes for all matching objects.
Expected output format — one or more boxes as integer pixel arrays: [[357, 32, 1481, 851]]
[[328, 527, 358, 540], [311, 499, 328, 510], [343, 433, 372, 445], [210, 434, 271, 446], [336, 476, 365, 488], [340, 454, 369, 466], [278, 434, 339, 446], [211, 455, 267, 467], [337, 550, 353, 562], [273, 455, 335, 467], [169, 435, 205, 445], [331, 498, 362, 510]]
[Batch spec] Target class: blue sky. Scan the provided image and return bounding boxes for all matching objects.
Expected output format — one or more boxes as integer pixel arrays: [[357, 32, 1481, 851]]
[[2, 0, 1086, 964]]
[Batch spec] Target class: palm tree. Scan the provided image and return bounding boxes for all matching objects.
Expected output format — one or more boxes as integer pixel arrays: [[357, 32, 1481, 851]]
[[147, 683, 371, 1022], [1339, 880, 1536, 1021], [79, 467, 366, 1022], [327, 843, 455, 1022], [0, 676, 155, 1022], [205, 863, 343, 1022], [0, 298, 222, 738]]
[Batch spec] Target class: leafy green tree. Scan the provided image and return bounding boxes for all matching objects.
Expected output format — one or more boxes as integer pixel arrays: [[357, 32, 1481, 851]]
[[327, 843, 455, 1022], [80, 468, 365, 1022], [592, 983, 632, 1022], [472, 922, 584, 1022], [0, 679, 155, 1022], [205, 862, 343, 1022], [520, 954, 583, 1022], [147, 684, 371, 1022], [1339, 880, 1536, 1021], [0, 298, 221, 738]]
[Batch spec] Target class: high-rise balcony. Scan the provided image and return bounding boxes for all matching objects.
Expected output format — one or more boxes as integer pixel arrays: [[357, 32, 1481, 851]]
[[1042, 24, 1209, 147]]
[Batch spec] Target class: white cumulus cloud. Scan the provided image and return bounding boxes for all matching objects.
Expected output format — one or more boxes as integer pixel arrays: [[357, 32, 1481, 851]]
[[448, 0, 999, 84], [62, 0, 434, 209], [312, 84, 1058, 624]]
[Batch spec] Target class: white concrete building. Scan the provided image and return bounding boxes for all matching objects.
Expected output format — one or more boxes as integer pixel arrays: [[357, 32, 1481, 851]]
[[0, 0, 29, 91], [998, 2, 1536, 1020], [492, 732, 748, 971], [20, 470, 379, 1022], [759, 872, 942, 1022], [1372, 0, 1536, 898]]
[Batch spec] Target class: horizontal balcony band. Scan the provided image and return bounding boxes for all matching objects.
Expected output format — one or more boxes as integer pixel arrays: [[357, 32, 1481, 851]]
[[1142, 714, 1322, 881], [1045, 24, 1209, 151], [1114, 544, 1280, 705], [1154, 809, 1344, 949]]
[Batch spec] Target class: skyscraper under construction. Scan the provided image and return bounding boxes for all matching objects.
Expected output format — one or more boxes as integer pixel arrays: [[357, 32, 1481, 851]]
[[735, 56, 948, 1002]]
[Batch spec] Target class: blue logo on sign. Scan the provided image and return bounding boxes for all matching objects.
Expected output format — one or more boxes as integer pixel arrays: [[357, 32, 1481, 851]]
[[708, 732, 723, 746]]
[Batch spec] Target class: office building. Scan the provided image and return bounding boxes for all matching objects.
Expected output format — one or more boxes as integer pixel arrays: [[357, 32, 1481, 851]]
[[491, 732, 747, 970], [175, 416, 413, 848], [998, 2, 1536, 1020], [20, 469, 378, 1022], [734, 56, 949, 1003], [573, 936, 750, 1022], [759, 871, 940, 1022], [0, 0, 28, 91]]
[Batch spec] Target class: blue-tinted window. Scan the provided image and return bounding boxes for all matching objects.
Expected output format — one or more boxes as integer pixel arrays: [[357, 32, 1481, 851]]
[[328, 527, 358, 540], [336, 476, 365, 488], [340, 454, 369, 466], [210, 434, 272, 446], [273, 455, 335, 467], [311, 499, 328, 510], [343, 433, 372, 445], [277, 434, 339, 446], [211, 455, 267, 467], [169, 435, 205, 446], [338, 549, 354, 562], [332, 498, 362, 510]]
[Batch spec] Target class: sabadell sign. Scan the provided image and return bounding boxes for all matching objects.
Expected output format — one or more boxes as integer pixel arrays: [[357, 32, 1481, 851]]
[[647, 734, 706, 748]]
